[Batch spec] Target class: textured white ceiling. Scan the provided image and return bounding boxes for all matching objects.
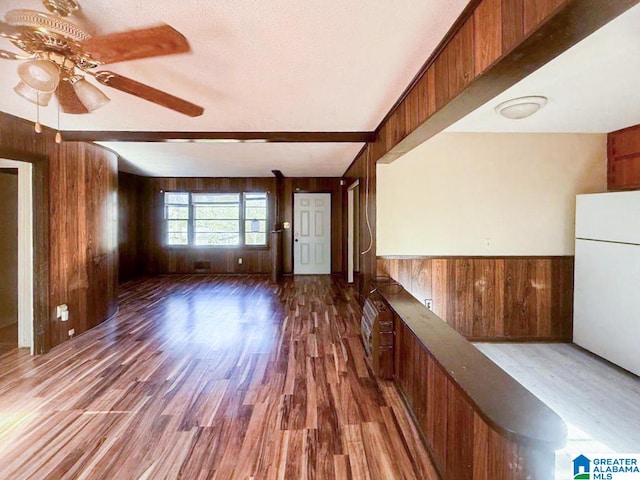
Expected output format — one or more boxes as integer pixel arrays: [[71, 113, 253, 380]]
[[447, 3, 640, 134], [107, 141, 366, 177], [0, 0, 470, 176]]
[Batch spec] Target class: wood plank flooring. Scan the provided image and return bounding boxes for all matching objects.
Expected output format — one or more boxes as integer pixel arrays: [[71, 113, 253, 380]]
[[476, 343, 640, 479], [0, 275, 437, 479]]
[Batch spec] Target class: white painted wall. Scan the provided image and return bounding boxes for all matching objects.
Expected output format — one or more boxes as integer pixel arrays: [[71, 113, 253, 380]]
[[377, 132, 607, 256]]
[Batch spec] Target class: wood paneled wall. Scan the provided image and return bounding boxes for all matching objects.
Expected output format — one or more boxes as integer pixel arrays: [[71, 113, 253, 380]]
[[121, 176, 345, 276], [282, 177, 343, 274], [342, 147, 376, 301], [118, 172, 145, 282], [378, 256, 574, 341], [608, 124, 640, 190], [394, 320, 555, 479], [49, 143, 118, 348], [0, 112, 118, 352], [367, 0, 634, 166], [142, 177, 276, 274]]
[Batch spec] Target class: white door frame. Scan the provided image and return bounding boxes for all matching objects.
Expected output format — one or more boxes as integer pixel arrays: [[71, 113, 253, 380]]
[[347, 180, 359, 283], [0, 160, 33, 353], [293, 192, 331, 274]]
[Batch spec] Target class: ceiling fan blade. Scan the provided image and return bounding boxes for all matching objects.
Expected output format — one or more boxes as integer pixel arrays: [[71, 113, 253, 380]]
[[82, 24, 190, 64], [0, 21, 21, 38], [56, 81, 89, 114], [0, 49, 23, 60], [94, 71, 204, 117]]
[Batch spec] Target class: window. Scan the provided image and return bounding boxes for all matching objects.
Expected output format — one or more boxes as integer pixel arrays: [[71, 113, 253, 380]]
[[193, 193, 240, 246], [164, 192, 189, 245], [164, 192, 268, 247], [244, 193, 268, 245]]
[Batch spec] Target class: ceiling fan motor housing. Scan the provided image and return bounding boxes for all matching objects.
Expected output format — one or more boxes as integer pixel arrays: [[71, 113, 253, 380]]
[[42, 0, 80, 18]]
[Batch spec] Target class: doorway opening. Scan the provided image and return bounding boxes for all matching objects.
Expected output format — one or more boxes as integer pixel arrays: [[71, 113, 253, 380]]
[[347, 180, 360, 283], [0, 160, 34, 355]]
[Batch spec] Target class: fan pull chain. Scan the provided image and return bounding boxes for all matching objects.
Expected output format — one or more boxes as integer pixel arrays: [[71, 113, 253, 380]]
[[55, 98, 62, 144], [34, 92, 42, 134]]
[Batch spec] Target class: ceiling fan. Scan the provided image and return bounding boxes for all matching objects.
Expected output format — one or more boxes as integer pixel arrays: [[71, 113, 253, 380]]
[[0, 0, 204, 117]]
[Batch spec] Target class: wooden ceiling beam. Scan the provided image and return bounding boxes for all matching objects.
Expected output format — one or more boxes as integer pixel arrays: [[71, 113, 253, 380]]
[[61, 131, 375, 143]]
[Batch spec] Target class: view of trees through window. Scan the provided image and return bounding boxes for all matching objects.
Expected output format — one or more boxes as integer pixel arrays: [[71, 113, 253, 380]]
[[164, 192, 268, 246]]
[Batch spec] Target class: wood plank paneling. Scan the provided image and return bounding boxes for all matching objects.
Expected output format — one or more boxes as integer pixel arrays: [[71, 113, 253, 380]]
[[446, 17, 475, 99], [446, 381, 474, 478], [501, 0, 524, 52], [49, 142, 118, 347], [433, 50, 450, 111], [378, 256, 574, 341], [474, 0, 503, 74], [608, 123, 640, 190], [118, 172, 145, 282], [0, 112, 118, 353], [143, 177, 276, 274], [523, 0, 565, 35]]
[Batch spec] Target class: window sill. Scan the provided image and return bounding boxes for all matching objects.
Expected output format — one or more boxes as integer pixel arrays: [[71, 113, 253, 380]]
[[163, 245, 270, 251]]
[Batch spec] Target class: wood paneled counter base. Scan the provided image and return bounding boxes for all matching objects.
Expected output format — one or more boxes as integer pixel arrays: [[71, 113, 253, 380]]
[[374, 281, 567, 479]]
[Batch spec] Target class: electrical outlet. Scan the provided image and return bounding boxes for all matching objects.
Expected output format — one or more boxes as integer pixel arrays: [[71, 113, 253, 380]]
[[238, 257, 243, 265], [425, 299, 433, 310], [68, 329, 75, 337]]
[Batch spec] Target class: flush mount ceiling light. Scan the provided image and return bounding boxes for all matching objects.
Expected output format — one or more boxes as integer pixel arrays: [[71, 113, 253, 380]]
[[495, 96, 547, 120]]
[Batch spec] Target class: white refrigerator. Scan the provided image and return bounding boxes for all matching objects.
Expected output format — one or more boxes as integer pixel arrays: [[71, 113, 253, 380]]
[[574, 190, 640, 376]]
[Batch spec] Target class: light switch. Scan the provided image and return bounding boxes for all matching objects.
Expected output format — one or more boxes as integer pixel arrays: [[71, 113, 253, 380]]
[[56, 304, 68, 319]]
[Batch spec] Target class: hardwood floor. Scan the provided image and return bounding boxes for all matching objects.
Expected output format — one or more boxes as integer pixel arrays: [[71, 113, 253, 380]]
[[0, 275, 437, 479], [476, 342, 640, 479]]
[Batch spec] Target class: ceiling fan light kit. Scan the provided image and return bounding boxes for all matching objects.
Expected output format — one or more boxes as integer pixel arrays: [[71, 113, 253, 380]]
[[495, 96, 548, 120], [14, 80, 53, 106], [71, 76, 110, 112], [17, 58, 60, 92], [0, 0, 204, 136]]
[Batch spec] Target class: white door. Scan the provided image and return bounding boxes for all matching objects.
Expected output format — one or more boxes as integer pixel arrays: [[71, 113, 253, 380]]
[[294, 193, 331, 274]]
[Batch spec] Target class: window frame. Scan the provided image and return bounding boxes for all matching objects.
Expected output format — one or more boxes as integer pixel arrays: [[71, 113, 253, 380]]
[[162, 191, 270, 249], [163, 192, 190, 246], [192, 192, 242, 247], [243, 192, 269, 247]]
